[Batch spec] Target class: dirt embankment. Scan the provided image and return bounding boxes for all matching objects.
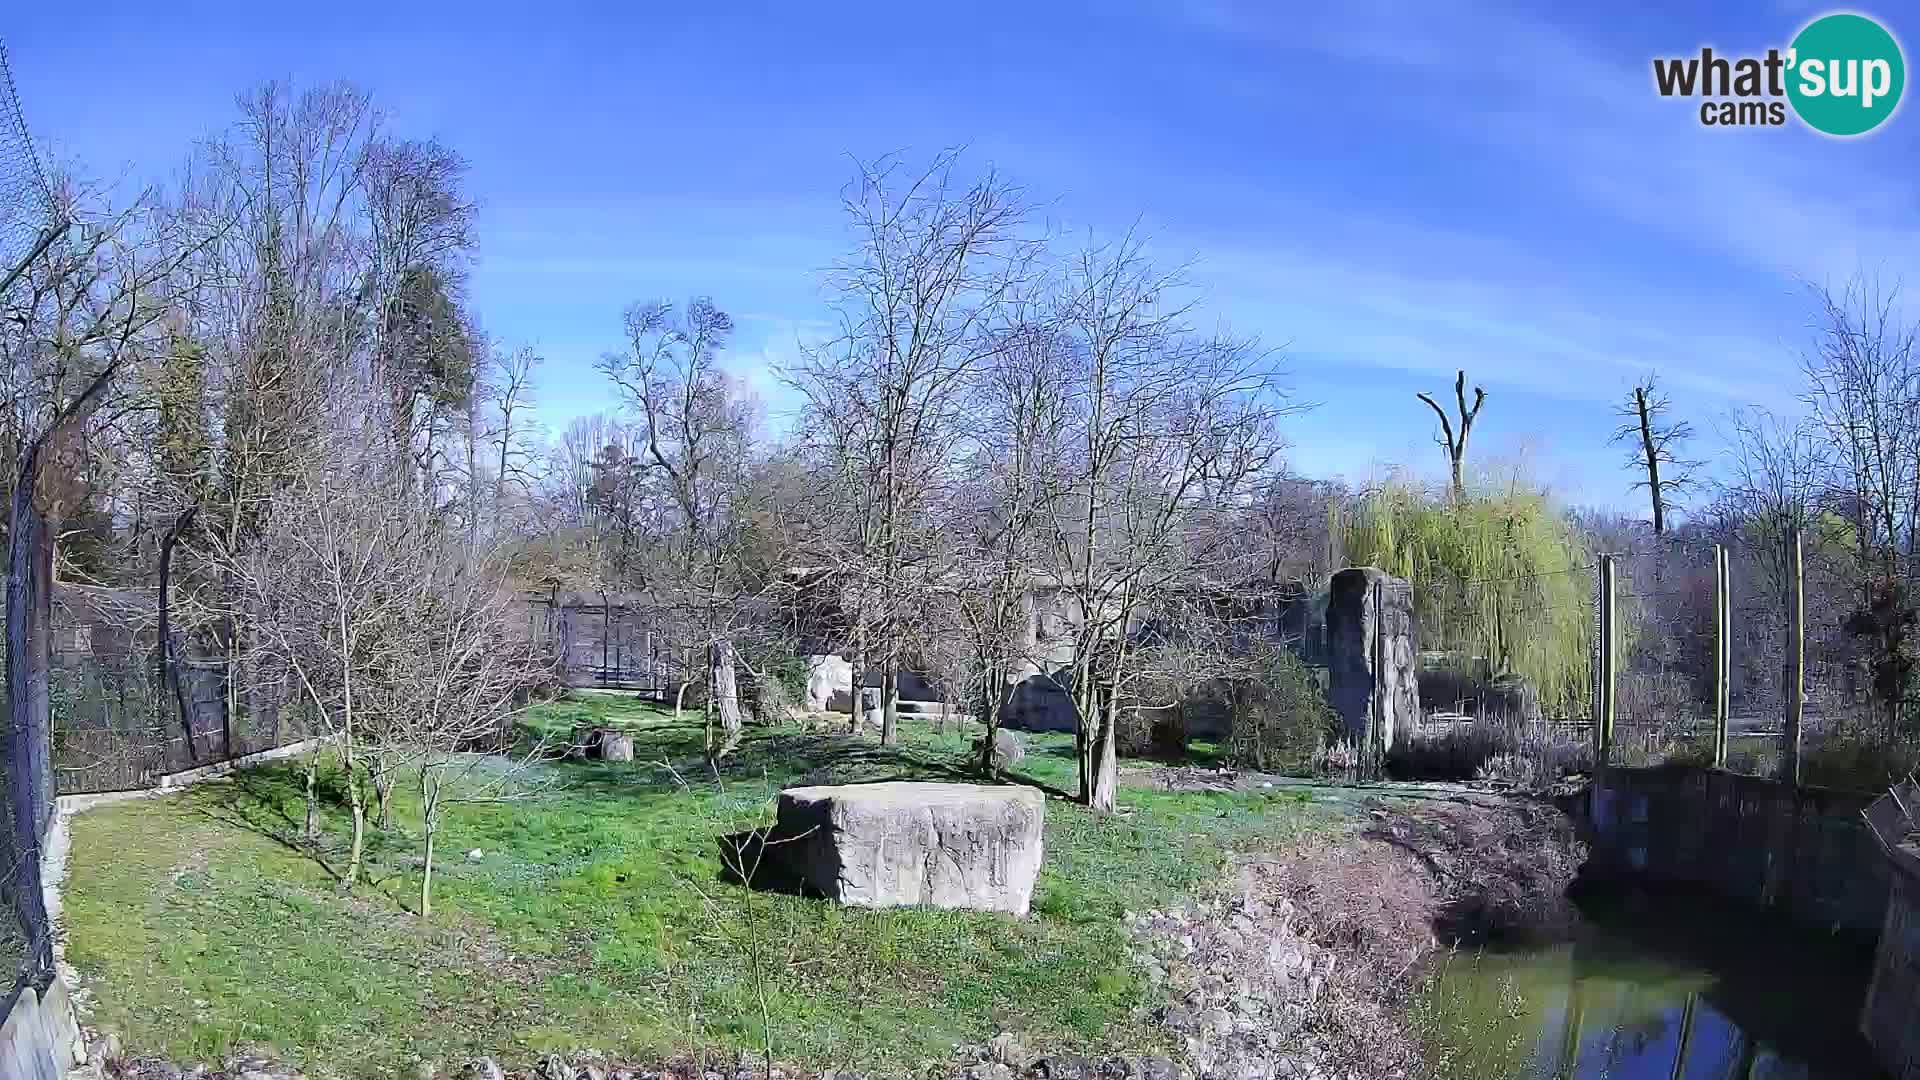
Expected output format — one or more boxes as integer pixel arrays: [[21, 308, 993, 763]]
[[1129, 793, 1585, 1080]]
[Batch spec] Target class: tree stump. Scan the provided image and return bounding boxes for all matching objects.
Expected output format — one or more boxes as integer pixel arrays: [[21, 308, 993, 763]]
[[599, 730, 634, 762]]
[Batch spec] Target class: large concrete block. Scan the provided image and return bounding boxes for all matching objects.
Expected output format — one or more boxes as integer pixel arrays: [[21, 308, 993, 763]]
[[769, 782, 1045, 915]]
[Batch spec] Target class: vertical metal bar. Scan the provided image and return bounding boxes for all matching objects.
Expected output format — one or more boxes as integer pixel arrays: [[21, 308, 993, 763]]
[[1714, 545, 1730, 768], [1369, 577, 1383, 775], [1783, 528, 1804, 787], [1599, 554, 1616, 770], [1667, 992, 1696, 1080]]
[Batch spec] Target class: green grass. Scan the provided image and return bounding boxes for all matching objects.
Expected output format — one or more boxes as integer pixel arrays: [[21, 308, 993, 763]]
[[64, 697, 1335, 1078]]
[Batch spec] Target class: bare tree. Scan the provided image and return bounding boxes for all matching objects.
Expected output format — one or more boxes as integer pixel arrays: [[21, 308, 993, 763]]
[[1612, 377, 1700, 536], [1417, 370, 1486, 501], [1036, 234, 1290, 810], [1801, 277, 1920, 738], [597, 298, 761, 755], [218, 399, 424, 886], [951, 315, 1067, 771], [363, 548, 548, 916], [792, 152, 1035, 746]]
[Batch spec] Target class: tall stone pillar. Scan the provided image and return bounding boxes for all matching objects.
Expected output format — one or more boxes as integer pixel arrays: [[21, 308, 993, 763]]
[[1325, 567, 1418, 756]]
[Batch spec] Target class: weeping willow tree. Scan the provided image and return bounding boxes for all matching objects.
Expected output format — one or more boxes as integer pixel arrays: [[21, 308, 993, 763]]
[[1340, 478, 1593, 714]]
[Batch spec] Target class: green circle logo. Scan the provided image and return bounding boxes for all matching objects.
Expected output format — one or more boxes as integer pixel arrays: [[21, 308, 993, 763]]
[[1787, 13, 1906, 136]]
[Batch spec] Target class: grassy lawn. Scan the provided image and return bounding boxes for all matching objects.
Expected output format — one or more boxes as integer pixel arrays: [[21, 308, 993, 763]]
[[63, 696, 1336, 1078]]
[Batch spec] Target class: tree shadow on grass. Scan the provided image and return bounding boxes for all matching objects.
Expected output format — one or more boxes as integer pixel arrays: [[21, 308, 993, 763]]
[[191, 767, 347, 886], [189, 765, 417, 897]]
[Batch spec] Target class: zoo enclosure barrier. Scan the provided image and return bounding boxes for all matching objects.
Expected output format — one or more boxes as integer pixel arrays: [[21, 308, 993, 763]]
[[1598, 529, 1895, 787], [44, 585, 314, 796]]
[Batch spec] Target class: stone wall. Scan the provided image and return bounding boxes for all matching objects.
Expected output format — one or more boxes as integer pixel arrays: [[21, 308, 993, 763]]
[[1587, 766, 1889, 934], [792, 571, 1337, 737]]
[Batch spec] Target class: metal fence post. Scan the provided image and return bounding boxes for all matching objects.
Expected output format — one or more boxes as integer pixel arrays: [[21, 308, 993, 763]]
[[1782, 528, 1804, 787], [1369, 576, 1385, 776], [1598, 554, 1616, 770], [1714, 544, 1730, 769]]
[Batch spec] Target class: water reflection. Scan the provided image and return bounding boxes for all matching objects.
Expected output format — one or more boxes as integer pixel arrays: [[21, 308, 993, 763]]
[[1422, 889, 1886, 1079]]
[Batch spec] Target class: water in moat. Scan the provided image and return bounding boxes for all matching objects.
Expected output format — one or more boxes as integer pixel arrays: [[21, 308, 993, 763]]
[[1420, 886, 1887, 1079]]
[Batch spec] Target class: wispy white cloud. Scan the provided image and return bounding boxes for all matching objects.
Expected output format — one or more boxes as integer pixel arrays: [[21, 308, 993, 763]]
[[1164, 0, 1910, 423]]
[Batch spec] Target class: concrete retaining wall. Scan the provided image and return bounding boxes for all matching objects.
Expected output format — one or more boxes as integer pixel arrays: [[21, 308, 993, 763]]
[[1587, 765, 1889, 934], [16, 732, 339, 1080], [0, 977, 81, 1080], [1864, 871, 1920, 1080]]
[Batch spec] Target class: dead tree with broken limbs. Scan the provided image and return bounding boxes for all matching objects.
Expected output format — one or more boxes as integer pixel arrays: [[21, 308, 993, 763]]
[[1417, 369, 1486, 501], [1612, 376, 1700, 536]]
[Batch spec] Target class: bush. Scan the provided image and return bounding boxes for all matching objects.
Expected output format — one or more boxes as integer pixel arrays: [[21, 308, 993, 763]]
[[1227, 650, 1335, 773]]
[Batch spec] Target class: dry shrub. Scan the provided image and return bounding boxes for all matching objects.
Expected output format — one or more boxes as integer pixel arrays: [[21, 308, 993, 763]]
[[1388, 717, 1591, 789]]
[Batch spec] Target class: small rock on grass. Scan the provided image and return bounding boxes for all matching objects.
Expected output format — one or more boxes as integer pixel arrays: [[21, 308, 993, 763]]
[[1031, 1055, 1095, 1080], [986, 1032, 1027, 1066], [1130, 1056, 1181, 1080]]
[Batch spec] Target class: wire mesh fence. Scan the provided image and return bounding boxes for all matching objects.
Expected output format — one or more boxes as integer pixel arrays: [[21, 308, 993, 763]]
[[48, 655, 314, 795], [1384, 526, 1917, 792], [0, 40, 61, 293], [44, 589, 316, 795]]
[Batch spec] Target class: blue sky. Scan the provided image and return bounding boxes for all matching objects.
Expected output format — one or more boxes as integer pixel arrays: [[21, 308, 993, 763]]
[[11, 1, 1919, 515]]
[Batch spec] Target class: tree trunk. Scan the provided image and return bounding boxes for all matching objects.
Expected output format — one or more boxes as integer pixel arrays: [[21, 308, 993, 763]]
[[850, 627, 867, 735], [420, 769, 439, 918], [421, 814, 435, 918], [710, 638, 744, 756], [1635, 387, 1667, 535], [304, 758, 319, 843], [346, 775, 366, 887], [1090, 704, 1119, 812], [374, 766, 394, 830], [158, 506, 199, 763], [1090, 652, 1126, 813], [1074, 681, 1097, 804], [881, 666, 899, 746]]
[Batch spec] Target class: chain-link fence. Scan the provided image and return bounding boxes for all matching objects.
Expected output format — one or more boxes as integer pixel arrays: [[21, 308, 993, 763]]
[[0, 36, 62, 986]]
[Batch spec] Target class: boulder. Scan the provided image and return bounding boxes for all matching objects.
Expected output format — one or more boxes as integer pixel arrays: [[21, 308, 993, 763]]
[[768, 782, 1045, 915], [804, 654, 854, 712], [975, 728, 1026, 771]]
